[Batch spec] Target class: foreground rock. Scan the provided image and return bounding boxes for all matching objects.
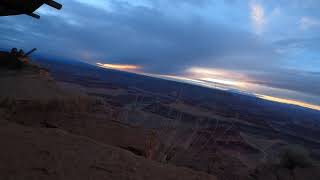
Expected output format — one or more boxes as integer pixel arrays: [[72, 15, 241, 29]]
[[0, 119, 217, 180]]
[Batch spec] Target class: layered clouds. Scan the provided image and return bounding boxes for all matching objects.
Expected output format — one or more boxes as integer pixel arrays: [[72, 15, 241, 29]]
[[0, 0, 319, 105]]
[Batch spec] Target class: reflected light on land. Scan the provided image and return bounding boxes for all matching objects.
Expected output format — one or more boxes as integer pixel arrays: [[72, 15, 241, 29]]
[[97, 63, 141, 72], [256, 94, 320, 111]]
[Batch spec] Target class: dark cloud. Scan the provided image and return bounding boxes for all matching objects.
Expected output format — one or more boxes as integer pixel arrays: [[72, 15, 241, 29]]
[[247, 69, 320, 97], [0, 0, 319, 103], [151, 0, 211, 6], [0, 0, 279, 73]]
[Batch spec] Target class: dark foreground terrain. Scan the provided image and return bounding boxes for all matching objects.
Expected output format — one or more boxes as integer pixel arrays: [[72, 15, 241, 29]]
[[0, 56, 320, 180]]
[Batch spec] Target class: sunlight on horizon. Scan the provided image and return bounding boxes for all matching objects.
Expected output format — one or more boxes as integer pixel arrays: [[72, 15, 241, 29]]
[[96, 63, 141, 72], [256, 94, 320, 111], [96, 63, 320, 111]]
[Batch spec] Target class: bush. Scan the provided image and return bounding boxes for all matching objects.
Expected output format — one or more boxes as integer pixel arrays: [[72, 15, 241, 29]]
[[279, 145, 314, 170]]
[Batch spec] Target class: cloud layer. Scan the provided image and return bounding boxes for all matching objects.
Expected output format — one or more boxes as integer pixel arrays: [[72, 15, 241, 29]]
[[0, 0, 319, 104]]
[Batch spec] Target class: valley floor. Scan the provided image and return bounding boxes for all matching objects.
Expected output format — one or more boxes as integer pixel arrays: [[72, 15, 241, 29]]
[[0, 61, 320, 180]]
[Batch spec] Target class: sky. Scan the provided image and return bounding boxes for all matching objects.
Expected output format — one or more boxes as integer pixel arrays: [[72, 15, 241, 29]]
[[0, 0, 320, 110]]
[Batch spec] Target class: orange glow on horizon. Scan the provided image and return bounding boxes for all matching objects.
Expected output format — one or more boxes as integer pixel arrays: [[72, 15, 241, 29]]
[[199, 77, 246, 87], [186, 67, 250, 88], [97, 63, 141, 72], [150, 73, 320, 111], [256, 94, 320, 111], [95, 63, 320, 111], [187, 67, 250, 81]]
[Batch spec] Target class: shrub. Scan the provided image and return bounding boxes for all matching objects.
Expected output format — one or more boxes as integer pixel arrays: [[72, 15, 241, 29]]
[[279, 145, 314, 170]]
